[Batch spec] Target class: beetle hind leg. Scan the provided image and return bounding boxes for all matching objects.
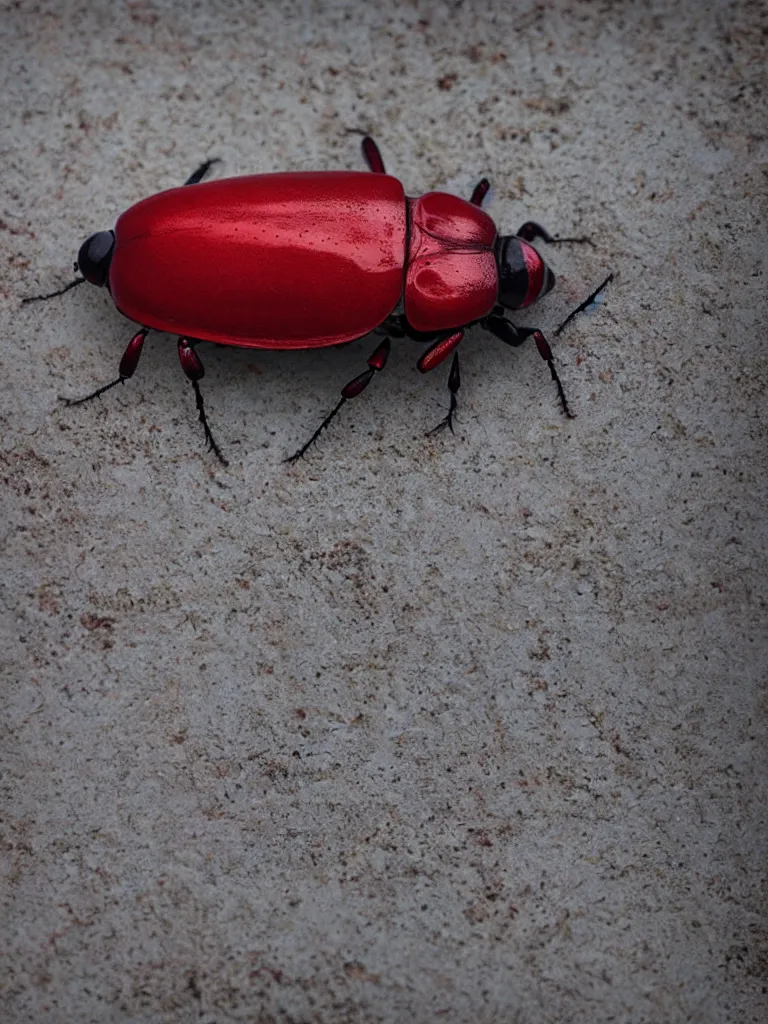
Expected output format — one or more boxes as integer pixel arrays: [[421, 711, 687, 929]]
[[177, 337, 229, 466], [65, 328, 148, 406], [286, 337, 391, 462]]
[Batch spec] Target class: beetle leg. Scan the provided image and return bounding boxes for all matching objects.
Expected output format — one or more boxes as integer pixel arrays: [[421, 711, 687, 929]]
[[470, 178, 490, 207], [177, 337, 229, 466], [416, 329, 463, 374], [426, 352, 461, 435], [484, 273, 613, 419], [183, 158, 221, 186], [516, 221, 595, 247], [415, 330, 464, 435], [65, 328, 148, 406], [486, 316, 574, 419], [361, 136, 386, 174], [286, 337, 391, 462], [519, 328, 574, 419]]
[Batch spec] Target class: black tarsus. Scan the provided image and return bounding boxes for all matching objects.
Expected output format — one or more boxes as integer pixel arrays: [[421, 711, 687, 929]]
[[487, 271, 614, 419], [285, 396, 347, 464], [65, 376, 127, 406], [286, 337, 392, 462], [190, 378, 228, 465], [512, 327, 575, 419], [428, 352, 461, 435], [547, 357, 574, 418]]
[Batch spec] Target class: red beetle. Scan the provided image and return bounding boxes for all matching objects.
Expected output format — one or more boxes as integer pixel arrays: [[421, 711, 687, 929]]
[[39, 137, 595, 464]]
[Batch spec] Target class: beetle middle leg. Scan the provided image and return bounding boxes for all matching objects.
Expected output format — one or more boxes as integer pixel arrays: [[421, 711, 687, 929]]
[[470, 178, 491, 207], [416, 329, 465, 434], [286, 337, 391, 462]]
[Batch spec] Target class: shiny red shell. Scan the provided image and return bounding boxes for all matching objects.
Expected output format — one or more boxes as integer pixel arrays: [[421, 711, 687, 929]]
[[109, 171, 499, 348], [405, 192, 498, 332]]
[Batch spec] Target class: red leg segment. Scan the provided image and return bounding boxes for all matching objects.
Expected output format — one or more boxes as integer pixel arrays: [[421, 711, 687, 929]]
[[286, 337, 392, 462], [65, 328, 148, 406], [470, 178, 490, 207], [361, 137, 386, 174]]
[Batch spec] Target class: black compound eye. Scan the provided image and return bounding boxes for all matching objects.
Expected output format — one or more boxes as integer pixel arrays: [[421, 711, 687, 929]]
[[76, 230, 115, 286]]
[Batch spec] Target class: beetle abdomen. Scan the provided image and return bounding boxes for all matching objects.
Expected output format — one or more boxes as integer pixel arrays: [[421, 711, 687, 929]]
[[110, 172, 407, 348]]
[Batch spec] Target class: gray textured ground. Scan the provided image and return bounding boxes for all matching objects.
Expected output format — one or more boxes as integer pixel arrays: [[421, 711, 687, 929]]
[[2, 1, 767, 1021]]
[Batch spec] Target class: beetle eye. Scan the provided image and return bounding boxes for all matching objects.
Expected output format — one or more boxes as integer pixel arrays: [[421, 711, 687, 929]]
[[76, 230, 115, 286]]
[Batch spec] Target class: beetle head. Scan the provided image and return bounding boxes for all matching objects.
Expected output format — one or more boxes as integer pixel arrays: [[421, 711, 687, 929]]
[[76, 230, 115, 287], [495, 235, 555, 310]]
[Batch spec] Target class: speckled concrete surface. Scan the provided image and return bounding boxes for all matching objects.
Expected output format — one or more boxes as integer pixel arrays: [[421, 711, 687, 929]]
[[2, 1, 766, 1021]]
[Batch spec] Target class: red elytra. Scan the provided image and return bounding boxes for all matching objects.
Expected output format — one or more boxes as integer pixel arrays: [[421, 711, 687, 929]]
[[30, 136, 606, 465], [111, 172, 406, 348]]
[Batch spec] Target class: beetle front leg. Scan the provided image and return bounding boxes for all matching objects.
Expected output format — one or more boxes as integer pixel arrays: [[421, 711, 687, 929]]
[[484, 316, 573, 418], [286, 337, 391, 462], [177, 338, 229, 466], [523, 328, 574, 418]]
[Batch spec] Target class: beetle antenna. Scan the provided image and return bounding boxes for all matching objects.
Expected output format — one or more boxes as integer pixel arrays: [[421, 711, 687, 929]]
[[22, 277, 86, 304], [554, 273, 614, 336]]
